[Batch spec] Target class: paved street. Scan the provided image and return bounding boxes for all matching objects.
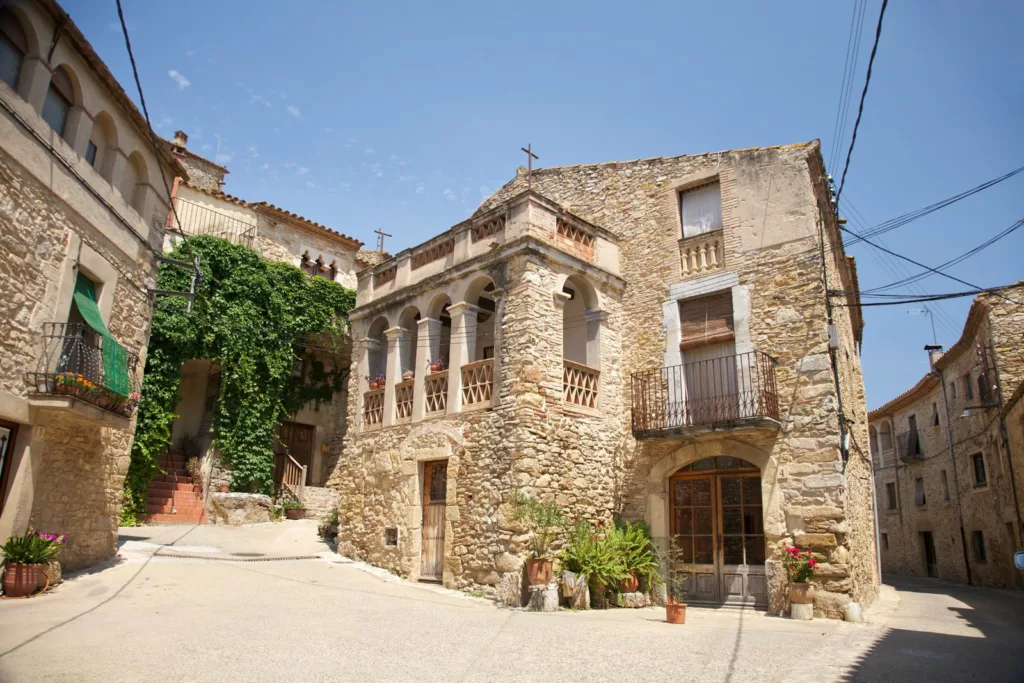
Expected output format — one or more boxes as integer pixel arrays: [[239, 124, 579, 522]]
[[0, 523, 1021, 682]]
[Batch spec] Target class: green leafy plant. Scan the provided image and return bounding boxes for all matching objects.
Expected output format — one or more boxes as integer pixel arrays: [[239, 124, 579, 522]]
[[663, 536, 689, 603], [323, 506, 340, 527], [560, 517, 626, 587], [1, 530, 66, 564], [510, 491, 565, 559], [120, 236, 355, 524], [611, 520, 663, 588], [281, 500, 305, 511]]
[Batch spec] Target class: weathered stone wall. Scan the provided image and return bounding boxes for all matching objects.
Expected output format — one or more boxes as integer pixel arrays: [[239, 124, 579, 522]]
[[255, 213, 360, 290], [174, 152, 225, 193]]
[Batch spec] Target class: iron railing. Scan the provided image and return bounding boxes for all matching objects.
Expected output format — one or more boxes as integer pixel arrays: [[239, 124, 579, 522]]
[[631, 350, 778, 436], [895, 430, 924, 463], [170, 197, 257, 249], [28, 323, 141, 418]]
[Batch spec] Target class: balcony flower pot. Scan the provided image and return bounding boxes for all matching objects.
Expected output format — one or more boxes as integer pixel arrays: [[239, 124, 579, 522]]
[[619, 572, 639, 593], [665, 596, 687, 624], [285, 507, 306, 520], [789, 583, 815, 604], [402, 371, 414, 381], [429, 359, 446, 373], [3, 562, 45, 598], [526, 558, 552, 586]]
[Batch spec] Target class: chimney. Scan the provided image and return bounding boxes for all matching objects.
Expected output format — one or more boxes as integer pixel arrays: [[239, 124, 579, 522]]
[[172, 130, 188, 149], [924, 344, 944, 370]]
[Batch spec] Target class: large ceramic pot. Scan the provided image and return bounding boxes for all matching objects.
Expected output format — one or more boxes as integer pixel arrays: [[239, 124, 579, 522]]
[[285, 508, 306, 520], [3, 562, 44, 598], [665, 597, 687, 624], [526, 558, 553, 586], [619, 572, 640, 593], [789, 583, 815, 604]]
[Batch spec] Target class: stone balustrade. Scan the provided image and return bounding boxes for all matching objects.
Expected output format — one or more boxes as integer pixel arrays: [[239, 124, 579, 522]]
[[678, 229, 724, 279], [424, 371, 449, 415], [362, 388, 384, 427]]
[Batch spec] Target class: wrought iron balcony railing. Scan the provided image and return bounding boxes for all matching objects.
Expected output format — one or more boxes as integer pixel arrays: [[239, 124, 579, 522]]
[[28, 323, 141, 419], [169, 197, 257, 249], [631, 350, 779, 437], [895, 430, 925, 463]]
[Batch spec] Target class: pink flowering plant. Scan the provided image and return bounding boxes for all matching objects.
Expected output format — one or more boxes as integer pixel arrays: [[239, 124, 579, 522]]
[[782, 542, 817, 583], [1, 529, 66, 565]]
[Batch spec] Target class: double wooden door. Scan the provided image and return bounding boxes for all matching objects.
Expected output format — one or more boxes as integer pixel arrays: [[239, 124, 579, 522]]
[[670, 457, 767, 607], [420, 461, 448, 582]]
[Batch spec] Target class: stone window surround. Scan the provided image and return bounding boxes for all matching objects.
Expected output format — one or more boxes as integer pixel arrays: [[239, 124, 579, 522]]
[[53, 235, 119, 328], [661, 270, 750, 369]]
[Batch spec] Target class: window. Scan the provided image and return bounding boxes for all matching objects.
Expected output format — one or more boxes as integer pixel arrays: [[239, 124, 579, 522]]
[[972, 453, 987, 487], [886, 482, 898, 511], [881, 533, 889, 551], [384, 528, 398, 546], [43, 67, 74, 138], [679, 181, 723, 238], [679, 291, 734, 351], [907, 414, 921, 455], [914, 477, 926, 507], [869, 426, 879, 458], [977, 374, 991, 403], [932, 402, 940, 427], [941, 470, 950, 502], [950, 382, 957, 399], [0, 419, 18, 515], [964, 374, 974, 400], [85, 141, 98, 166], [0, 9, 27, 89], [971, 530, 987, 563]]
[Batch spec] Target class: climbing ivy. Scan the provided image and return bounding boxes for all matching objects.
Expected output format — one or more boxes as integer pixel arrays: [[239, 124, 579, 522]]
[[121, 236, 355, 524]]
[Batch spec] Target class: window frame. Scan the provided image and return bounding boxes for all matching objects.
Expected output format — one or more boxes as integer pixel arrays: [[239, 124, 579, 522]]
[[678, 180, 724, 239], [971, 452, 987, 488], [85, 140, 98, 166], [881, 532, 889, 551], [914, 477, 926, 507], [885, 482, 898, 511], [42, 68, 74, 138], [964, 374, 974, 400], [0, 418, 19, 516], [971, 530, 987, 563]]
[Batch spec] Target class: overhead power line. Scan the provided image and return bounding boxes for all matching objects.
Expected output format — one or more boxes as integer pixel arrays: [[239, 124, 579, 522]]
[[828, 0, 868, 170], [831, 282, 1024, 308], [835, 0, 889, 211]]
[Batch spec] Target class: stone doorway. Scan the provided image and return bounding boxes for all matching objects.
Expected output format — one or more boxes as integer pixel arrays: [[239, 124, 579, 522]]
[[669, 456, 767, 607], [420, 460, 448, 582]]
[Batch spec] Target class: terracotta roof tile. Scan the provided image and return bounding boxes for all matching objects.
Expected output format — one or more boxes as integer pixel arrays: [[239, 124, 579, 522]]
[[250, 202, 363, 249]]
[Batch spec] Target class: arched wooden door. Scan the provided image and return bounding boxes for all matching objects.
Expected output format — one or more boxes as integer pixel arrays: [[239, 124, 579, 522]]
[[669, 456, 767, 607]]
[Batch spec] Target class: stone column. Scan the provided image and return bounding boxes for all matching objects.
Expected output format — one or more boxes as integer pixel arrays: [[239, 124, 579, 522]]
[[355, 336, 378, 426], [382, 327, 408, 427], [489, 288, 505, 405], [64, 106, 92, 157], [412, 318, 440, 421], [446, 302, 479, 414], [108, 150, 129, 199], [19, 57, 51, 114]]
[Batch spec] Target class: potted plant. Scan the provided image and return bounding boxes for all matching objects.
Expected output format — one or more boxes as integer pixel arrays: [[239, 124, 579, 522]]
[[319, 507, 340, 540], [783, 542, 817, 606], [283, 500, 306, 520], [428, 358, 447, 373], [2, 530, 65, 598], [611, 520, 662, 593], [511, 491, 564, 585], [559, 517, 626, 608], [366, 373, 387, 390], [402, 370, 415, 381], [665, 573, 688, 624]]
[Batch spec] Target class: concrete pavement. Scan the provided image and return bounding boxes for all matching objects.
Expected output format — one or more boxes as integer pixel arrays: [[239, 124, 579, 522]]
[[0, 523, 1020, 682]]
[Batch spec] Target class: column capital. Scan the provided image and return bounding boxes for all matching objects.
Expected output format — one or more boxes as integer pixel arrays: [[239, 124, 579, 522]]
[[584, 308, 608, 322], [448, 301, 480, 317], [487, 287, 506, 300], [416, 317, 441, 328], [384, 326, 409, 340], [359, 337, 381, 350], [552, 290, 572, 307]]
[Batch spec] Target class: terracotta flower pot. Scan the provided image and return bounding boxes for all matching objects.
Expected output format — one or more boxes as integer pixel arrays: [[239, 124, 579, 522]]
[[665, 597, 687, 624], [525, 558, 552, 585], [3, 562, 44, 598], [285, 508, 306, 520], [219, 483, 229, 493], [619, 572, 639, 593], [789, 583, 815, 604]]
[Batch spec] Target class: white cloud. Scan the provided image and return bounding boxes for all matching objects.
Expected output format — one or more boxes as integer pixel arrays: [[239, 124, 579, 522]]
[[443, 188, 457, 202], [305, 181, 318, 189], [250, 94, 271, 107], [399, 175, 416, 182], [415, 183, 425, 194], [370, 163, 383, 178], [297, 167, 309, 176], [168, 70, 191, 90], [479, 185, 492, 197], [286, 105, 302, 118], [155, 116, 173, 130], [339, 182, 352, 190], [215, 153, 232, 164], [390, 155, 399, 161], [398, 160, 408, 166], [247, 146, 258, 157], [185, 49, 196, 57], [462, 187, 471, 194], [364, 148, 375, 154], [260, 163, 271, 171]]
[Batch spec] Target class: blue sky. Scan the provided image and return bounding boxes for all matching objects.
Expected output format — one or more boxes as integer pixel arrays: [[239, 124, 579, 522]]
[[70, 0, 1022, 409]]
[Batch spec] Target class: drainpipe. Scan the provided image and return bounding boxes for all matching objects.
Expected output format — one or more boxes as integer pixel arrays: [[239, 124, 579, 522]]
[[930, 345, 973, 585]]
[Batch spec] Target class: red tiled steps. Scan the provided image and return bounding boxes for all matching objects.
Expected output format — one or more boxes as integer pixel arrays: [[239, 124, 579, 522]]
[[144, 453, 207, 525]]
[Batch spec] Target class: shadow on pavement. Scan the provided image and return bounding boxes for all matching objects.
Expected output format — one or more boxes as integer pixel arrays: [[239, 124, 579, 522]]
[[843, 575, 1024, 682]]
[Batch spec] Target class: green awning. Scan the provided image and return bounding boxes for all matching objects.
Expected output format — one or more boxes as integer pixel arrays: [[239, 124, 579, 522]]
[[73, 274, 129, 397]]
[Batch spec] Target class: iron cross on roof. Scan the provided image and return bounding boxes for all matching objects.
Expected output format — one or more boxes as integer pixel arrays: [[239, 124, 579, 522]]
[[521, 144, 539, 190], [374, 228, 391, 252]]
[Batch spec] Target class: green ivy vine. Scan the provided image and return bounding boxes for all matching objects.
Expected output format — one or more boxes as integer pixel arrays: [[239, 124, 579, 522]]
[[121, 236, 355, 524]]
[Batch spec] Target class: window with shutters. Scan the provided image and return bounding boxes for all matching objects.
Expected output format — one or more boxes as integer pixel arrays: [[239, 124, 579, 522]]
[[678, 291, 734, 352], [914, 477, 926, 507], [679, 181, 723, 238]]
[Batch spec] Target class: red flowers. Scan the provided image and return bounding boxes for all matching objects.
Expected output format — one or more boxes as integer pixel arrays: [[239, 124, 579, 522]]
[[781, 541, 817, 584]]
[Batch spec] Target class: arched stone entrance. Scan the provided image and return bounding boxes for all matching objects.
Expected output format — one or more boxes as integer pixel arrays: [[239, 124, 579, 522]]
[[645, 440, 779, 608]]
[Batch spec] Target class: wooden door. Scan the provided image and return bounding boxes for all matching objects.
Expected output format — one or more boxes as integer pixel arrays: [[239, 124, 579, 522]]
[[276, 421, 316, 485], [922, 532, 938, 577], [420, 461, 448, 582], [718, 474, 767, 605]]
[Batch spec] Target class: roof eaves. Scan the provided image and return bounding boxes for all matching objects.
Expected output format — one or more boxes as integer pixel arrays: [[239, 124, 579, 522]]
[[251, 202, 363, 249]]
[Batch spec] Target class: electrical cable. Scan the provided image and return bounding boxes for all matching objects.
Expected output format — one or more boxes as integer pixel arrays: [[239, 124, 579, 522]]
[[829, 0, 868, 170]]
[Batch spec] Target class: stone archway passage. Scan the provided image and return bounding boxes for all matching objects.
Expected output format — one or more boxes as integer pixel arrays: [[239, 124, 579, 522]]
[[669, 456, 766, 607]]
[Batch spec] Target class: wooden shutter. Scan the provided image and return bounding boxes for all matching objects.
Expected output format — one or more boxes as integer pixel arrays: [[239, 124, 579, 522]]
[[679, 292, 734, 351]]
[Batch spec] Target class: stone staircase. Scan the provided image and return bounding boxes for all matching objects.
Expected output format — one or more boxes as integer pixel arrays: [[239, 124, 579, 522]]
[[302, 486, 339, 520], [146, 453, 207, 524]]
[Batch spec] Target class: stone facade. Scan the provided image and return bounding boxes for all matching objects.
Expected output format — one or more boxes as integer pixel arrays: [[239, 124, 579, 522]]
[[870, 290, 1024, 588], [0, 0, 178, 569], [329, 141, 878, 617]]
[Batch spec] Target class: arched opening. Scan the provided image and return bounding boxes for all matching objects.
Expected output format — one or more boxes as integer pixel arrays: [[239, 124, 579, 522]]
[[669, 455, 765, 607], [125, 150, 149, 214], [878, 421, 893, 467], [463, 276, 496, 362], [88, 111, 117, 179], [398, 307, 421, 379], [561, 274, 600, 408], [366, 317, 388, 383], [0, 7, 29, 90], [425, 293, 452, 369], [43, 65, 76, 139], [869, 425, 879, 458]]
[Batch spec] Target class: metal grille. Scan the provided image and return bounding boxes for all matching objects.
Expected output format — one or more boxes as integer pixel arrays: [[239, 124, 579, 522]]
[[171, 197, 257, 249], [471, 216, 505, 242], [630, 351, 778, 436], [410, 239, 454, 270], [895, 430, 924, 463], [28, 323, 141, 418]]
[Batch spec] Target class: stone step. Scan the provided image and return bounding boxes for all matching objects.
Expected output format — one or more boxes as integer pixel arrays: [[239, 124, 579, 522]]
[[150, 481, 200, 493], [148, 489, 203, 505], [301, 486, 340, 519], [146, 500, 204, 515]]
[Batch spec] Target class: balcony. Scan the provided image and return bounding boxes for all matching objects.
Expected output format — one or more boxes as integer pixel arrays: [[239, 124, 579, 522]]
[[895, 431, 924, 464], [678, 229, 724, 280], [424, 371, 449, 415], [362, 387, 384, 428], [170, 197, 257, 249], [564, 360, 599, 409], [631, 351, 779, 438], [461, 360, 494, 408], [28, 323, 141, 424]]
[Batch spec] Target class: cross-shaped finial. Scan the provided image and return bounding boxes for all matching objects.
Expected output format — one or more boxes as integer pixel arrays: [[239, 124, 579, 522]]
[[374, 228, 391, 252], [521, 144, 539, 190]]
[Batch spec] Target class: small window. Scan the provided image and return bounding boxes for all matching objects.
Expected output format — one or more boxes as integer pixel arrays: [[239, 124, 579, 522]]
[[482, 345, 494, 360], [964, 374, 974, 400], [932, 402, 940, 427], [43, 67, 74, 139], [950, 382, 957, 400], [907, 414, 921, 455], [914, 477, 926, 507], [85, 141, 98, 166], [0, 8, 28, 89], [881, 533, 889, 551], [972, 453, 987, 487], [679, 181, 723, 238], [384, 528, 398, 546], [971, 530, 987, 563], [886, 482, 898, 511], [977, 374, 990, 403], [940, 470, 950, 502]]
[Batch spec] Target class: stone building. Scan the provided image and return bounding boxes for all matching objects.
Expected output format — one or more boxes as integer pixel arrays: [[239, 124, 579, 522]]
[[330, 140, 879, 617], [0, 0, 181, 568], [143, 133, 364, 522], [869, 289, 1024, 588]]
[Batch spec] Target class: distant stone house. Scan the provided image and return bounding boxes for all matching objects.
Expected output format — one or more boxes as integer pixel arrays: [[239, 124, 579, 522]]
[[0, 0, 182, 568], [330, 140, 879, 617], [869, 290, 1024, 588], [147, 133, 365, 522]]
